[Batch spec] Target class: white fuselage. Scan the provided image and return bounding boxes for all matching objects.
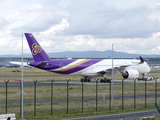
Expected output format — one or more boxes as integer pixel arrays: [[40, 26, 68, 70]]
[[50, 59, 150, 78]]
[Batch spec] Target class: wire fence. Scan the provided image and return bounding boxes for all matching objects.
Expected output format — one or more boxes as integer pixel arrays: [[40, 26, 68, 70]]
[[0, 78, 160, 119]]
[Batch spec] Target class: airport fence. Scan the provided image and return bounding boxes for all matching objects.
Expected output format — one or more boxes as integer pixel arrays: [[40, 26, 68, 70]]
[[0, 78, 160, 119]]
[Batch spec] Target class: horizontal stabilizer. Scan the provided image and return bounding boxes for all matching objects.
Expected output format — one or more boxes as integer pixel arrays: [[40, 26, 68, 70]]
[[35, 61, 49, 67], [29, 61, 49, 67]]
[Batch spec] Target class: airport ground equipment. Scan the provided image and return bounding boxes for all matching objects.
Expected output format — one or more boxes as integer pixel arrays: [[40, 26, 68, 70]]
[[0, 113, 16, 120]]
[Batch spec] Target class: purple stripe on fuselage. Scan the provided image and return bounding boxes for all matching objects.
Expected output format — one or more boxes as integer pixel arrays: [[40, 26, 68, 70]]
[[30, 59, 102, 74], [30, 59, 76, 69], [53, 59, 102, 74]]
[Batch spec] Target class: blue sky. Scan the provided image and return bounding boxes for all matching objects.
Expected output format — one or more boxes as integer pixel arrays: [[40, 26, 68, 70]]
[[1, 0, 160, 55]]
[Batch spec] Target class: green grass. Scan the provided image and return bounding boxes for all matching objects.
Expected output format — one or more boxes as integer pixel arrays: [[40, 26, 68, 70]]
[[0, 82, 159, 119], [0, 68, 159, 119], [0, 100, 158, 120], [0, 67, 159, 81]]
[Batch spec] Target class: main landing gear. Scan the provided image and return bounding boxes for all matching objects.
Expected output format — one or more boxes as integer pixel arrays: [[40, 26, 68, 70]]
[[80, 77, 111, 83], [80, 77, 91, 82], [100, 78, 111, 83]]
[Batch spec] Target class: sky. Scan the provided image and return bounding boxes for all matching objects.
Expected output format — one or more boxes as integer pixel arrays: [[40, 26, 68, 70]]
[[1, 0, 160, 55]]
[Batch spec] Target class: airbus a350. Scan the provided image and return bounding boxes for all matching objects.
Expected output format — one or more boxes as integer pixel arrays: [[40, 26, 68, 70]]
[[24, 33, 150, 82]]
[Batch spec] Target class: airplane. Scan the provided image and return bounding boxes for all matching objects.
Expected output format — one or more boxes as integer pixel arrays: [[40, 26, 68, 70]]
[[24, 33, 151, 82], [9, 58, 31, 68]]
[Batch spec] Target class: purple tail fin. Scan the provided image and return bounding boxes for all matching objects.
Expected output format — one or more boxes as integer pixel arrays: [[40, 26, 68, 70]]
[[24, 33, 50, 61]]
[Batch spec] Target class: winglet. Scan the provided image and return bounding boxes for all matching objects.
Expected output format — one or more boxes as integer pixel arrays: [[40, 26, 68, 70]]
[[139, 56, 144, 64]]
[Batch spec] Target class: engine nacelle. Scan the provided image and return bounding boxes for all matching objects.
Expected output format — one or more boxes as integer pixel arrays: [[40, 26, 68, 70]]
[[122, 69, 139, 79]]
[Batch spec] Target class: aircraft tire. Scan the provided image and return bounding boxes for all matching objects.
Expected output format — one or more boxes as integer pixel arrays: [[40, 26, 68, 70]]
[[107, 79, 111, 83], [87, 78, 91, 82], [104, 79, 107, 83], [84, 79, 88, 82], [100, 79, 104, 83]]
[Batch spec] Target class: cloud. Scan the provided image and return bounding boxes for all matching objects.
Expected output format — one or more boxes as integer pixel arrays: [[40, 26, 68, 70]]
[[53, 0, 160, 38], [6, 11, 19, 22], [0, 17, 9, 29], [10, 5, 64, 36], [40, 18, 69, 36], [1, 0, 160, 55]]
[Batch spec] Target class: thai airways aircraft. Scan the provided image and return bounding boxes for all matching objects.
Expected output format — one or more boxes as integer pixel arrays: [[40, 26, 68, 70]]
[[9, 59, 30, 67], [24, 33, 150, 82]]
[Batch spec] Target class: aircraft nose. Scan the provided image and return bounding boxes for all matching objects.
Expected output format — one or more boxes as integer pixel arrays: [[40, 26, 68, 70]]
[[147, 66, 151, 73]]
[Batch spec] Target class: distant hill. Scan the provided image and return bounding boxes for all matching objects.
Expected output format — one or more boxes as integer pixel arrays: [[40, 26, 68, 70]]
[[0, 50, 159, 58], [47, 50, 159, 58]]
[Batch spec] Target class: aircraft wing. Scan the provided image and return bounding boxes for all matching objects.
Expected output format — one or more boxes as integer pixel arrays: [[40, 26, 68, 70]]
[[97, 65, 130, 76], [97, 56, 144, 76]]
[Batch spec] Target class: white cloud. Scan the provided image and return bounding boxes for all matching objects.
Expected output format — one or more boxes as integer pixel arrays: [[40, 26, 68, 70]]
[[152, 32, 160, 38], [6, 11, 19, 22], [27, 4, 44, 11], [41, 19, 69, 36], [56, 0, 160, 39], [0, 0, 160, 55]]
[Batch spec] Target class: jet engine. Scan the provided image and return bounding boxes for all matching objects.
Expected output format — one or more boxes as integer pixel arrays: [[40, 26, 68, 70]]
[[122, 69, 139, 79]]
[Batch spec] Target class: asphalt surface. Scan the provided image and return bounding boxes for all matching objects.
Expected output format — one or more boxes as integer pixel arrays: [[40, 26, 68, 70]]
[[151, 70, 160, 73], [0, 78, 159, 87], [62, 110, 160, 120], [0, 81, 69, 87]]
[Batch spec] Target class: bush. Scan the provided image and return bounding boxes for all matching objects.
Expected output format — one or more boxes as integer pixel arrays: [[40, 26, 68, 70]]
[[12, 69, 21, 72]]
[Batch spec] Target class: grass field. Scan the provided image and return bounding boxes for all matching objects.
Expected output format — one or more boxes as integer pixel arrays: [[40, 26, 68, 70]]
[[0, 68, 82, 81], [0, 68, 160, 120], [0, 67, 159, 81], [0, 83, 159, 120]]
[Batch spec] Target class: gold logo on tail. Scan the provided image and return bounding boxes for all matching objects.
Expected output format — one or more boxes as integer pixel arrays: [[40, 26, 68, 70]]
[[32, 43, 42, 55]]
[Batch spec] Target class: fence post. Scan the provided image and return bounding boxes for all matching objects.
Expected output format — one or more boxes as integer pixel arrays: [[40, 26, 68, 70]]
[[134, 79, 136, 109], [145, 79, 147, 108], [154, 103, 160, 113], [155, 78, 158, 103], [4, 80, 9, 114], [51, 79, 54, 115], [33, 80, 37, 116], [81, 79, 84, 113], [109, 79, 112, 111], [122, 79, 124, 110], [19, 80, 21, 117], [95, 79, 99, 112], [66, 79, 70, 114]]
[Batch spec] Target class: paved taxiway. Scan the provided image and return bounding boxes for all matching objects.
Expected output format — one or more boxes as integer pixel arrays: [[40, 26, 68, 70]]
[[62, 110, 160, 120], [0, 78, 159, 87]]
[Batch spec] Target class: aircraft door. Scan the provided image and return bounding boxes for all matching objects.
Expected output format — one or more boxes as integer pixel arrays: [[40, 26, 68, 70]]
[[59, 62, 63, 67]]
